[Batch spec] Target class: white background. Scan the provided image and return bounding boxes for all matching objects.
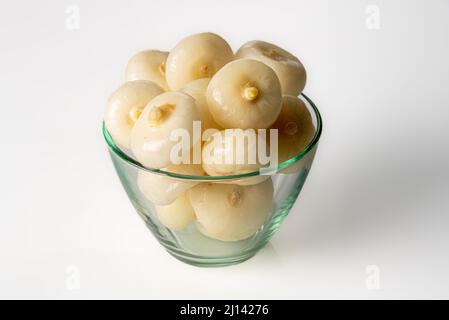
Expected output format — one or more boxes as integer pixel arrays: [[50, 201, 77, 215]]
[[1, 0, 448, 299]]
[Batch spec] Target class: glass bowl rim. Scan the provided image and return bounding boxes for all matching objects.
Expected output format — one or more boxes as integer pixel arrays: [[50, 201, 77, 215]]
[[102, 93, 322, 181]]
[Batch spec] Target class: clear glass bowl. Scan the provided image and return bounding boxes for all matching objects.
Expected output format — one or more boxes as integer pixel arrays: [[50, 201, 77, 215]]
[[103, 93, 322, 267]]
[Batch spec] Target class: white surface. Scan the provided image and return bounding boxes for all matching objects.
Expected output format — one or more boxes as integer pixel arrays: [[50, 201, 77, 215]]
[[1, 0, 449, 299]]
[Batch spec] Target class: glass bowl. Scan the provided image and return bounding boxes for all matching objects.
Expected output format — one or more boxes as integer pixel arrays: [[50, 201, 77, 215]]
[[103, 93, 322, 267]]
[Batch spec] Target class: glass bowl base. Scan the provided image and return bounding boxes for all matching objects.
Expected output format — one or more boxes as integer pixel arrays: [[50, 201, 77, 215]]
[[163, 243, 267, 267]]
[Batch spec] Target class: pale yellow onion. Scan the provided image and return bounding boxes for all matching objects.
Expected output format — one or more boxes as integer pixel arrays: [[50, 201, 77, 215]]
[[270, 95, 315, 173], [137, 163, 204, 205], [236, 40, 306, 96], [166, 32, 234, 90], [189, 179, 274, 241], [105, 80, 163, 149], [206, 59, 282, 129], [131, 91, 200, 168], [155, 192, 195, 230], [181, 78, 221, 131], [125, 50, 169, 90]]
